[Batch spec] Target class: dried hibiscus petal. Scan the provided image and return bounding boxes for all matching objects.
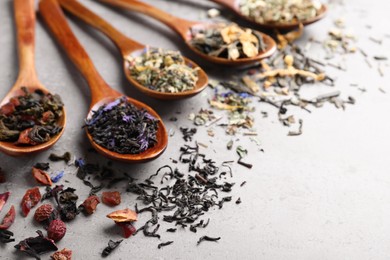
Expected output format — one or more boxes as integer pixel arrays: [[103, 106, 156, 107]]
[[51, 248, 72, 260], [0, 192, 10, 212], [21, 187, 41, 217], [0, 205, 16, 230], [106, 208, 137, 223], [15, 230, 58, 258], [101, 191, 121, 206], [80, 195, 100, 215], [32, 167, 53, 186], [116, 222, 136, 238], [16, 128, 37, 145]]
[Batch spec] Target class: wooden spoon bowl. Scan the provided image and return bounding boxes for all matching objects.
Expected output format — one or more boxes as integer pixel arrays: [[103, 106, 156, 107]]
[[98, 0, 277, 66], [59, 0, 208, 100], [39, 0, 167, 163], [211, 0, 328, 31], [0, 0, 66, 157]]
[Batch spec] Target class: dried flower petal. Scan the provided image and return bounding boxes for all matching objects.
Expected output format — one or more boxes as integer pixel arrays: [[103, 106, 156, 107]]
[[81, 195, 100, 215], [32, 167, 53, 186], [106, 208, 137, 223], [0, 192, 10, 212], [51, 248, 72, 260], [0, 205, 16, 230], [21, 187, 41, 217], [101, 191, 121, 206]]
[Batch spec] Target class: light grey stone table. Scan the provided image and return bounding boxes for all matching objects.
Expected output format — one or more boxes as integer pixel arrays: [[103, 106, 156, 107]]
[[0, 0, 390, 259]]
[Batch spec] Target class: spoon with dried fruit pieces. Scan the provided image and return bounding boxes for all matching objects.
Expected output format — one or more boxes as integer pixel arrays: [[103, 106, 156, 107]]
[[98, 0, 276, 66], [210, 0, 327, 31], [0, 0, 66, 156], [39, 0, 167, 163], [58, 0, 208, 100]]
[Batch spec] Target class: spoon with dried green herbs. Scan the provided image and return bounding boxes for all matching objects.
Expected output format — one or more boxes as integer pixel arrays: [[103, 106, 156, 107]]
[[98, 0, 276, 66], [39, 0, 168, 163], [211, 0, 327, 30], [0, 0, 66, 157], [58, 0, 208, 100]]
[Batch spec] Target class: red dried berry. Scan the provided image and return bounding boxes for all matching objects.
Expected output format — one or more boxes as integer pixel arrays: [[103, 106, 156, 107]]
[[116, 222, 136, 238], [51, 248, 72, 260], [21, 187, 41, 217], [81, 195, 100, 215], [101, 191, 121, 206], [48, 219, 66, 242], [34, 204, 54, 222]]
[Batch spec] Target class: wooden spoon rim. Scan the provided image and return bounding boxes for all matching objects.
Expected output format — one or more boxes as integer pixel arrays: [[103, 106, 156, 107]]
[[86, 95, 168, 163], [185, 29, 277, 65], [236, 3, 328, 30], [123, 50, 208, 100]]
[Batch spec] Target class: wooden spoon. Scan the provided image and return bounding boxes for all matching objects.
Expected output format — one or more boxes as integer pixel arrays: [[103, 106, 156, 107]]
[[58, 0, 208, 100], [211, 0, 328, 31], [98, 0, 276, 66], [0, 0, 66, 157], [39, 0, 168, 163]]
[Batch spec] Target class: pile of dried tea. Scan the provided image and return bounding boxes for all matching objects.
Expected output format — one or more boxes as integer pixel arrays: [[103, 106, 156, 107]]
[[190, 23, 265, 60], [0, 87, 63, 145], [239, 0, 322, 24], [84, 97, 159, 154], [127, 48, 199, 93]]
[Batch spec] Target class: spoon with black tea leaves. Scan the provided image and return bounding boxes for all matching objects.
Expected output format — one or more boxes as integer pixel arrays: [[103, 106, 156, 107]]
[[0, 0, 66, 157], [57, 0, 208, 100], [210, 0, 328, 31], [39, 0, 167, 163], [98, 0, 276, 66]]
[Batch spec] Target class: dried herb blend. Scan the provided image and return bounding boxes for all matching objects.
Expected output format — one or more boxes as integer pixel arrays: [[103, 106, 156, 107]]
[[239, 0, 322, 24], [0, 87, 63, 145], [127, 48, 199, 93], [84, 97, 159, 154], [190, 23, 266, 60]]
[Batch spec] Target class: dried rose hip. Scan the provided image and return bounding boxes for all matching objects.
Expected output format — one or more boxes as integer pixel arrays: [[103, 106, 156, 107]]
[[32, 167, 53, 186], [51, 248, 72, 260], [81, 195, 100, 215], [21, 187, 41, 217], [0, 205, 16, 230], [102, 191, 121, 206], [34, 204, 54, 222], [47, 219, 66, 242]]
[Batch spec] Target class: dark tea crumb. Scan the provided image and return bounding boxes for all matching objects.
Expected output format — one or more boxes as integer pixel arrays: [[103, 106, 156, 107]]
[[102, 239, 123, 257], [158, 241, 174, 249], [0, 229, 15, 244], [49, 152, 71, 163], [14, 230, 58, 258], [84, 97, 159, 154], [197, 236, 221, 245]]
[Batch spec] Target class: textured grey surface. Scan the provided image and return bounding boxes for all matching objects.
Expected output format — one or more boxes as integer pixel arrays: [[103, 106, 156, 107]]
[[0, 0, 390, 259]]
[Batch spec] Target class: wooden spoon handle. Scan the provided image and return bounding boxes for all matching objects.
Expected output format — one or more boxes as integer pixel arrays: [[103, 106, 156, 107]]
[[211, 0, 236, 8], [99, 0, 196, 39], [58, 0, 143, 56], [14, 0, 39, 87], [39, 0, 118, 105]]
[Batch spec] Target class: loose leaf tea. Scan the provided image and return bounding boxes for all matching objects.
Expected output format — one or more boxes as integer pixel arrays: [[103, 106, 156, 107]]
[[0, 87, 63, 145], [85, 97, 159, 154], [127, 48, 199, 93], [190, 23, 265, 60], [0, 229, 15, 244], [239, 0, 322, 25]]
